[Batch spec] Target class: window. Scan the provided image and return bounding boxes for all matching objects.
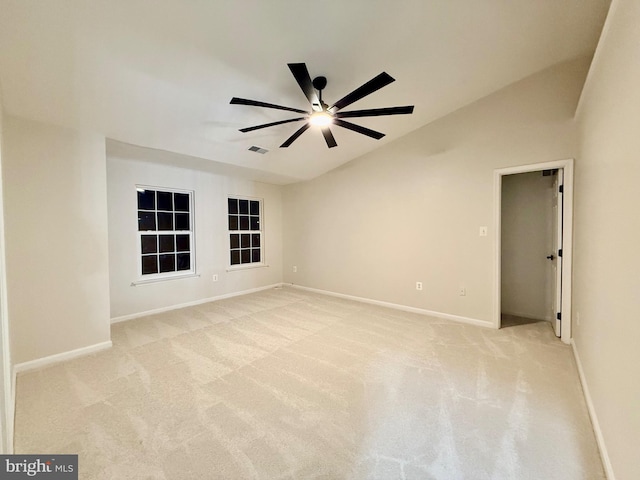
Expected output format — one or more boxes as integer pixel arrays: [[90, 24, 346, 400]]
[[228, 197, 262, 266], [137, 187, 194, 277]]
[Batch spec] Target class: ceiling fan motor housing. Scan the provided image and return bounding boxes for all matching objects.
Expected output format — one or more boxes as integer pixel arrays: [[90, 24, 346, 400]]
[[312, 76, 327, 91]]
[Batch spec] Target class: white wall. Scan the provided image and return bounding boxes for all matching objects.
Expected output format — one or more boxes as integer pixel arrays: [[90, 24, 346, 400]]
[[283, 57, 588, 323], [573, 0, 640, 478], [501, 171, 555, 320], [1, 116, 111, 364], [107, 155, 283, 319]]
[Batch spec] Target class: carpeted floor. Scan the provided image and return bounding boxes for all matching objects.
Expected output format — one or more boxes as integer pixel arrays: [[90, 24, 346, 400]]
[[14, 287, 604, 479], [500, 313, 546, 328]]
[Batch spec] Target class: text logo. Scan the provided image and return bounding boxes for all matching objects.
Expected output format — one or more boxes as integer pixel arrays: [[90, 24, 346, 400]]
[[0, 455, 77, 479]]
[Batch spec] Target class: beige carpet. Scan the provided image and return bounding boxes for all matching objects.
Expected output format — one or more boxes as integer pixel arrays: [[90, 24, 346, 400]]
[[14, 287, 604, 479], [500, 313, 546, 328]]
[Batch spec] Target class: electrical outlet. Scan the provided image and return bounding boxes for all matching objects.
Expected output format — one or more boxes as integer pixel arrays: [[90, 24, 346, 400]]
[[293, 266, 297, 273], [459, 287, 466, 296], [212, 274, 218, 282], [416, 282, 423, 291]]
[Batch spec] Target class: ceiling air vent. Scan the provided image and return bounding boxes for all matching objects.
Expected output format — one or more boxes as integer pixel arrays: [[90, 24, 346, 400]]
[[248, 146, 268, 154]]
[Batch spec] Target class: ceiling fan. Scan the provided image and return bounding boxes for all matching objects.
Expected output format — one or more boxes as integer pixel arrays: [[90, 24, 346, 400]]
[[230, 63, 414, 148]]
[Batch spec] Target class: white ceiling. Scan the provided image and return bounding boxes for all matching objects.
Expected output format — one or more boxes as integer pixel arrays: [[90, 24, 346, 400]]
[[0, 0, 610, 184]]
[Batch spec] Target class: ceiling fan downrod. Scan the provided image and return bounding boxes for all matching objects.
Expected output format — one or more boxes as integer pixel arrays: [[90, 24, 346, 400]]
[[312, 76, 327, 111]]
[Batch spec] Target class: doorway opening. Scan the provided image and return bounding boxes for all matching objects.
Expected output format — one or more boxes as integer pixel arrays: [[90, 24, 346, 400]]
[[493, 160, 574, 344]]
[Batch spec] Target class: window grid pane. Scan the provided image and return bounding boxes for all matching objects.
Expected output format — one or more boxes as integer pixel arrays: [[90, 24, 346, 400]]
[[177, 253, 191, 271], [175, 213, 190, 231], [228, 198, 239, 215], [138, 212, 156, 231], [176, 234, 190, 252], [174, 193, 190, 212], [141, 235, 157, 254], [157, 191, 173, 211], [142, 255, 158, 275], [159, 254, 175, 273], [137, 190, 156, 211]]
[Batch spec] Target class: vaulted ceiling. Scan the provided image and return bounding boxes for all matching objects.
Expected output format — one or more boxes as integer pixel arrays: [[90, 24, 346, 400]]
[[0, 1, 610, 184]]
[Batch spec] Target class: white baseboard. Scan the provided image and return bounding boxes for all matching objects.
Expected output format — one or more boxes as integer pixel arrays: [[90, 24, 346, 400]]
[[9, 369, 15, 454], [289, 284, 491, 328], [571, 340, 615, 480], [13, 341, 113, 376], [110, 283, 284, 324]]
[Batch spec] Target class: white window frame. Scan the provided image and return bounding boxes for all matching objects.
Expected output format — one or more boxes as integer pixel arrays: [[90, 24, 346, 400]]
[[135, 185, 196, 284], [227, 195, 266, 271]]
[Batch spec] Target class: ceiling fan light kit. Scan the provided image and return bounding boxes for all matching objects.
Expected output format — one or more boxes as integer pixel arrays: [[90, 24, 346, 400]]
[[230, 63, 414, 149], [309, 111, 333, 127]]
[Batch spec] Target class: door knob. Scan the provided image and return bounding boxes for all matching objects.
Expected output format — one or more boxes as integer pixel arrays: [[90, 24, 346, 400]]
[[546, 254, 555, 260]]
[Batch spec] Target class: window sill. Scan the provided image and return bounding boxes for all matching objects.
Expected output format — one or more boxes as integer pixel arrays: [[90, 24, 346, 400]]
[[131, 272, 200, 286], [226, 263, 269, 272]]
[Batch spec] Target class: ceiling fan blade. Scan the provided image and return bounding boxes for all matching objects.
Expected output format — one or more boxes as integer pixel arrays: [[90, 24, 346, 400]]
[[329, 72, 395, 112], [335, 105, 414, 118], [280, 122, 311, 148], [287, 63, 321, 110], [239, 117, 306, 133], [333, 119, 385, 140], [321, 127, 338, 148], [230, 97, 308, 114]]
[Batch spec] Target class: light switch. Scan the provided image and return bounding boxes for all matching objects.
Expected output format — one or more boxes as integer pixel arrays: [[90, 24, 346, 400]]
[[479, 226, 488, 237]]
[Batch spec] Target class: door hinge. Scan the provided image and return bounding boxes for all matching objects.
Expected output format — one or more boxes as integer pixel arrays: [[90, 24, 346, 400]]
[[558, 249, 563, 257], [559, 185, 564, 193], [557, 312, 562, 321]]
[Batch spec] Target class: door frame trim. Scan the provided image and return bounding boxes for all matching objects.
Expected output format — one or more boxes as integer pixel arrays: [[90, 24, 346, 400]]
[[493, 159, 574, 344]]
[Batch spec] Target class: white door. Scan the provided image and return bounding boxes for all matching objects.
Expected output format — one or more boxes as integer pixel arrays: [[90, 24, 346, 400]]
[[550, 169, 564, 337]]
